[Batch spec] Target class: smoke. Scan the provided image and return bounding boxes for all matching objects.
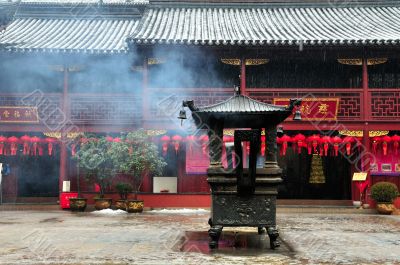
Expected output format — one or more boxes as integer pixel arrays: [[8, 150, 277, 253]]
[[148, 47, 232, 89], [0, 55, 64, 94]]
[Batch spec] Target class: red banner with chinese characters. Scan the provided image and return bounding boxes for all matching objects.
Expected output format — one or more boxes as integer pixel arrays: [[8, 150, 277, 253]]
[[0, 107, 39, 123], [273, 98, 339, 121]]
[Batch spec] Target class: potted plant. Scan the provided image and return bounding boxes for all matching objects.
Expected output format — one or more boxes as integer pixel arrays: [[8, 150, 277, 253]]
[[110, 129, 166, 213], [114, 182, 133, 210], [69, 151, 88, 212], [370, 182, 399, 215], [74, 137, 115, 210]]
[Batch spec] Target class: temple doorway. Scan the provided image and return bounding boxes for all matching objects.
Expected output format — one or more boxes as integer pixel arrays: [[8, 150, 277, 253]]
[[17, 154, 59, 197], [277, 148, 352, 200]]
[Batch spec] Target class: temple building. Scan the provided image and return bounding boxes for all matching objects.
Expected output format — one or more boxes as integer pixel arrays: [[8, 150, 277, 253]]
[[0, 0, 400, 207]]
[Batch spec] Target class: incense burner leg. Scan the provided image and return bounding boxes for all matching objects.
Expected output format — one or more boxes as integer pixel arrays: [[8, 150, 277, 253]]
[[258, 226, 266, 235], [267, 226, 280, 249], [208, 225, 223, 249]]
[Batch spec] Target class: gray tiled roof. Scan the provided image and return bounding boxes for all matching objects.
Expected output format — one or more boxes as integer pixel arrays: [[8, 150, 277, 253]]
[[0, 18, 139, 53], [20, 0, 148, 5], [129, 6, 400, 46], [197, 94, 287, 113]]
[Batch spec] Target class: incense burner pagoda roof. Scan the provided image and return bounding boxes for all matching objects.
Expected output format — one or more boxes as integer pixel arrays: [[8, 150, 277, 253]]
[[196, 94, 287, 113], [188, 94, 295, 128], [129, 5, 400, 46]]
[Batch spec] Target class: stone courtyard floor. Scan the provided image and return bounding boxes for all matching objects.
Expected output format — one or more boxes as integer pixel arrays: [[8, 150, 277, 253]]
[[0, 209, 399, 265]]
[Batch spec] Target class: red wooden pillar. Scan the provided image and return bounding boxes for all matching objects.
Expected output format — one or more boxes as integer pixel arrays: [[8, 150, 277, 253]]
[[361, 58, 371, 203], [362, 58, 371, 120], [59, 65, 69, 193], [240, 58, 246, 95]]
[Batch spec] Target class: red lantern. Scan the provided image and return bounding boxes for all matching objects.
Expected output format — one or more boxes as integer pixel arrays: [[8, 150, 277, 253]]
[[160, 135, 170, 156], [279, 135, 291, 155], [331, 136, 342, 156], [320, 136, 330, 156], [382, 135, 391, 156], [343, 136, 355, 156], [7, 136, 19, 156], [372, 136, 381, 154], [391, 135, 400, 155], [199, 135, 209, 155], [293, 134, 305, 154], [0, 135, 6, 155], [30, 136, 41, 156], [172, 135, 182, 154], [45, 137, 57, 156], [20, 135, 31, 155]]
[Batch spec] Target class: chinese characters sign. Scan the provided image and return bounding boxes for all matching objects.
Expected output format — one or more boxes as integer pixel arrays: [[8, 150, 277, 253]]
[[0, 107, 39, 123], [273, 98, 339, 121]]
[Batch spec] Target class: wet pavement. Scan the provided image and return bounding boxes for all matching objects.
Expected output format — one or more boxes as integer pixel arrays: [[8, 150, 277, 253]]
[[0, 210, 399, 265]]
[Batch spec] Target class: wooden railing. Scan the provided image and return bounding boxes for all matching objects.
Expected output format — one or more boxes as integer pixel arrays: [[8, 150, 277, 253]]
[[1, 88, 400, 126]]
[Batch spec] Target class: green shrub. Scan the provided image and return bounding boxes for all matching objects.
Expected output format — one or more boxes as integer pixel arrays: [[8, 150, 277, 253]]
[[115, 183, 133, 200], [370, 182, 399, 203]]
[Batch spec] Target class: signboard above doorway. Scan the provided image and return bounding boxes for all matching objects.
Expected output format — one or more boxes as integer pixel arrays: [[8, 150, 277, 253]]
[[0, 106, 39, 123]]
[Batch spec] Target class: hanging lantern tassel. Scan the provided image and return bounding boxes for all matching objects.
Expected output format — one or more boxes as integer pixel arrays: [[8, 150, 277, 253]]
[[294, 134, 305, 154], [162, 138, 169, 156], [343, 136, 355, 156], [30, 136, 41, 156], [392, 135, 400, 155], [382, 135, 391, 156], [307, 135, 321, 155], [307, 142, 312, 155], [260, 135, 266, 156], [172, 135, 182, 155], [186, 135, 196, 155], [0, 136, 6, 155], [38, 141, 44, 156], [160, 135, 170, 156], [346, 142, 351, 155], [45, 138, 57, 156], [280, 135, 291, 156], [372, 137, 380, 154], [21, 135, 31, 155], [8, 136, 19, 156], [48, 142, 54, 156], [71, 143, 76, 156], [331, 136, 342, 156], [321, 136, 330, 156]]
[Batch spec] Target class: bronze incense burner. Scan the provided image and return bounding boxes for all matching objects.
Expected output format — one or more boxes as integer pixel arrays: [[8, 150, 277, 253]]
[[180, 90, 300, 249]]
